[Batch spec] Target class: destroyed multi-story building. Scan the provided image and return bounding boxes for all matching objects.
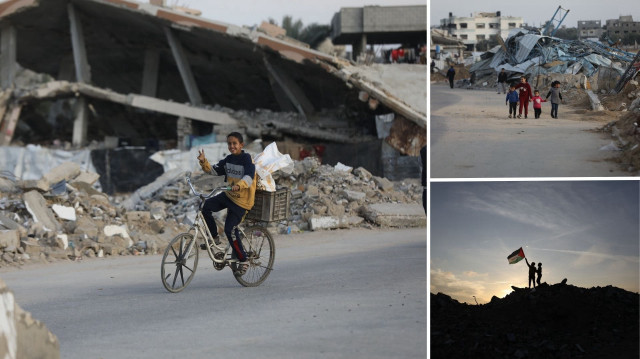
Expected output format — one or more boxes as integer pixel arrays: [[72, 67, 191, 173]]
[[577, 20, 603, 40], [605, 15, 640, 39], [439, 11, 524, 51], [0, 0, 426, 192]]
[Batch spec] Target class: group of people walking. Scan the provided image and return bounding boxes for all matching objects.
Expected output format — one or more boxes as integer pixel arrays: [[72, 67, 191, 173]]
[[499, 68, 564, 119]]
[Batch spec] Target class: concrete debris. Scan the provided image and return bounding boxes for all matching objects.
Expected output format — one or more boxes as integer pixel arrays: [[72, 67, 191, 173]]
[[0, 156, 425, 267], [0, 278, 60, 359]]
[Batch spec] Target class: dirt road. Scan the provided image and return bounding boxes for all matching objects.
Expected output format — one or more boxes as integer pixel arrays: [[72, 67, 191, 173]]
[[430, 84, 631, 178]]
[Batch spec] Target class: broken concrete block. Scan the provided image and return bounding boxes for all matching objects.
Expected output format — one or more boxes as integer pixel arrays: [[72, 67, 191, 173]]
[[342, 189, 366, 202], [0, 278, 60, 359], [372, 176, 394, 192], [71, 171, 100, 185], [38, 162, 81, 191], [0, 230, 20, 249], [52, 204, 76, 221], [104, 225, 133, 248], [23, 190, 61, 232], [586, 90, 604, 111], [353, 167, 372, 181], [309, 215, 364, 230], [0, 214, 23, 231], [360, 203, 426, 227]]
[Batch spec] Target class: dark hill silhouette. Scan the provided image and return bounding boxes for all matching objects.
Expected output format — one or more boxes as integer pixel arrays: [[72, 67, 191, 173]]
[[431, 280, 639, 359]]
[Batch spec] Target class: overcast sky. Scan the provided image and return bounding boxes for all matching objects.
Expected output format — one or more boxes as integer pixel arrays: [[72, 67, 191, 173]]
[[430, 0, 640, 28], [430, 181, 639, 304], [177, 0, 425, 28]]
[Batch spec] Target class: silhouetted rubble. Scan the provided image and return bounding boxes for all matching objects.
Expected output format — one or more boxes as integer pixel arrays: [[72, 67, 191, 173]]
[[431, 281, 639, 359]]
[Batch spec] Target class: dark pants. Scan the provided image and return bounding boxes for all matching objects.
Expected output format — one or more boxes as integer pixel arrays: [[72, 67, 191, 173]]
[[422, 189, 426, 214], [551, 103, 559, 118], [202, 193, 247, 262], [537, 274, 542, 285], [448, 77, 454, 88], [534, 108, 541, 118], [509, 102, 517, 116], [529, 276, 536, 288]]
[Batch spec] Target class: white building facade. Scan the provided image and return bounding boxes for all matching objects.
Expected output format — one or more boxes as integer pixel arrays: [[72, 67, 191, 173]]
[[440, 12, 524, 51]]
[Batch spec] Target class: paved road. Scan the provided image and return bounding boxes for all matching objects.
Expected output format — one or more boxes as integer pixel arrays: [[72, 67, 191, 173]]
[[0, 228, 426, 359], [430, 84, 630, 178]]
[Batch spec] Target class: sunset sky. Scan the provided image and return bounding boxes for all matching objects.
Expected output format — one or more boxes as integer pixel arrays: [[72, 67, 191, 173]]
[[430, 181, 639, 304]]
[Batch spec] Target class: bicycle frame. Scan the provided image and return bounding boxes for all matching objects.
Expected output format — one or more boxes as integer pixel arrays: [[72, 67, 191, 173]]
[[161, 171, 276, 292]]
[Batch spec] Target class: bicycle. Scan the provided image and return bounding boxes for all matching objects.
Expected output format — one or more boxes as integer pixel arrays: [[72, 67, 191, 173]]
[[161, 172, 275, 292]]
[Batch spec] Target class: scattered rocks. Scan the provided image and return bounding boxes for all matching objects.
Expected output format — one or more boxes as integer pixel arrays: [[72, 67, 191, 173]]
[[0, 155, 425, 267]]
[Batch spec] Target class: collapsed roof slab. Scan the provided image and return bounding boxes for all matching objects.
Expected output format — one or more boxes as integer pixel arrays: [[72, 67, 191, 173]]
[[15, 81, 237, 126], [0, 0, 426, 149]]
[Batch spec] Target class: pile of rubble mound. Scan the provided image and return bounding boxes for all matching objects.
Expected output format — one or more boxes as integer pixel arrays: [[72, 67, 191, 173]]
[[431, 281, 639, 359], [597, 80, 640, 172], [0, 157, 424, 268]]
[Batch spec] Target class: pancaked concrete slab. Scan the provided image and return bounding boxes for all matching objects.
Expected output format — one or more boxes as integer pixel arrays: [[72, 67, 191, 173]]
[[23, 190, 61, 232], [360, 203, 426, 227]]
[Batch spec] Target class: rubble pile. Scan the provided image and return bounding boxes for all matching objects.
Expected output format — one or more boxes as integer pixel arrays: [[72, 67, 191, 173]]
[[0, 157, 425, 268], [431, 282, 639, 359], [470, 29, 636, 88]]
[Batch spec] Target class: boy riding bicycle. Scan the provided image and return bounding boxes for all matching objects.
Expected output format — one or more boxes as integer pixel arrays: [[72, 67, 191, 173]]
[[197, 132, 257, 276]]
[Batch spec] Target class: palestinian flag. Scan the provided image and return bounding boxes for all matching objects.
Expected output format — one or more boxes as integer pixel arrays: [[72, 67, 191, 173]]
[[508, 247, 525, 264]]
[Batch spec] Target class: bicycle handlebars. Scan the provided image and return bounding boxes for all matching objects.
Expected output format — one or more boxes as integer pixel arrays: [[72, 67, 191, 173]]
[[185, 172, 231, 199]]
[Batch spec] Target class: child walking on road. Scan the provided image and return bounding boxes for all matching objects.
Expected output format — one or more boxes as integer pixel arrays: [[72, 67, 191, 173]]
[[546, 82, 564, 118], [514, 76, 533, 118], [531, 90, 546, 119], [506, 85, 519, 118]]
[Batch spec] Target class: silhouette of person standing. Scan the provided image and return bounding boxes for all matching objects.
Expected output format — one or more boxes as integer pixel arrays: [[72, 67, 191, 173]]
[[525, 258, 536, 288], [536, 262, 542, 286]]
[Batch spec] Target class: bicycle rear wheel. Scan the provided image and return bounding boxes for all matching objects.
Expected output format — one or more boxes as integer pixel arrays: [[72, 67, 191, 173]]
[[232, 225, 275, 287], [161, 233, 199, 293]]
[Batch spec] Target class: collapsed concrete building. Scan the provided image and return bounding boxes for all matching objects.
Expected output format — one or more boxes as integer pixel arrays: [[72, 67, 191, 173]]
[[0, 0, 427, 191], [468, 28, 640, 97]]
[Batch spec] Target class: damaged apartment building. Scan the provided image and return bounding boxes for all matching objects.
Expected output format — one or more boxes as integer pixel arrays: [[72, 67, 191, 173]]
[[0, 0, 427, 192]]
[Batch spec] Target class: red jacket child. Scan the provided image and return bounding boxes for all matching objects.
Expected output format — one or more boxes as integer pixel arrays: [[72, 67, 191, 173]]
[[532, 94, 546, 109], [514, 77, 533, 118]]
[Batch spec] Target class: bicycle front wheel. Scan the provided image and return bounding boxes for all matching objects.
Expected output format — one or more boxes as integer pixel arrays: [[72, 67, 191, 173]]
[[161, 233, 199, 293], [232, 225, 275, 287]]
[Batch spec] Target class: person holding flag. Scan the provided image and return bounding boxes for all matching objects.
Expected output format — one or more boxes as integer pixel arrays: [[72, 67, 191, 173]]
[[507, 247, 537, 289]]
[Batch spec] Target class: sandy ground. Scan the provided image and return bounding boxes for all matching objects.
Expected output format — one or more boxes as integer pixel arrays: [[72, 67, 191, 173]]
[[430, 84, 632, 178]]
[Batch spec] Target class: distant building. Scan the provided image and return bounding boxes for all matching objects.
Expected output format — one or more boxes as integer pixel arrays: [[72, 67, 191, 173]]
[[577, 20, 603, 40], [439, 11, 524, 51], [605, 15, 640, 38]]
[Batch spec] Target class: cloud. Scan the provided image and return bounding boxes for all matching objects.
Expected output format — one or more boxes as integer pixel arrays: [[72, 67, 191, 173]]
[[463, 270, 487, 278]]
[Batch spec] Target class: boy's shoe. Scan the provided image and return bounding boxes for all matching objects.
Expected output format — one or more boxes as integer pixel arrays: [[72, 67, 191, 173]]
[[517, 114, 521, 118], [234, 261, 249, 276], [200, 235, 220, 250], [508, 115, 512, 118]]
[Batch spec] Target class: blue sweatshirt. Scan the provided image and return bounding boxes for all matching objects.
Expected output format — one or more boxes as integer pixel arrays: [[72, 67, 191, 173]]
[[506, 90, 519, 103]]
